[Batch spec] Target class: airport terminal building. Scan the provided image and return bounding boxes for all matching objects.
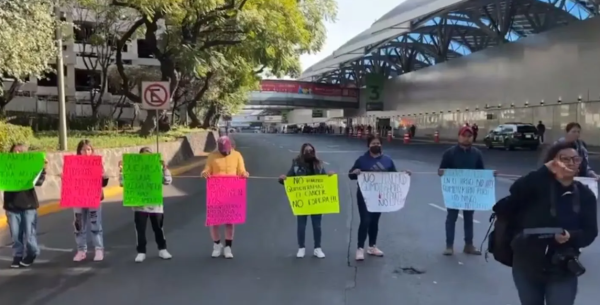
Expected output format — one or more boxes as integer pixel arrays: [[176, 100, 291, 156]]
[[300, 0, 600, 146]]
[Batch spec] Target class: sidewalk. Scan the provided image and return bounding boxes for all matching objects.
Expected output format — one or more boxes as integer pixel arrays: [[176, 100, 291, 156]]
[[0, 156, 208, 232]]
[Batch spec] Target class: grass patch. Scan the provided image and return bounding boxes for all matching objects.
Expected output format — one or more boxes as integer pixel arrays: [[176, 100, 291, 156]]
[[29, 127, 206, 152]]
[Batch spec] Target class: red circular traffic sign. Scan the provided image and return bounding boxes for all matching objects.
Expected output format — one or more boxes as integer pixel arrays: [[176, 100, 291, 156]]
[[143, 83, 169, 107]]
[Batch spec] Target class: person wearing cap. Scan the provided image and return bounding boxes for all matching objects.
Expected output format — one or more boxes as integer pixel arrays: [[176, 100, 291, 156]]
[[201, 136, 249, 259], [438, 126, 496, 256]]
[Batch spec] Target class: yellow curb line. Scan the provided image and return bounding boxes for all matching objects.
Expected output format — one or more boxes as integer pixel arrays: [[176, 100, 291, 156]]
[[0, 159, 206, 231]]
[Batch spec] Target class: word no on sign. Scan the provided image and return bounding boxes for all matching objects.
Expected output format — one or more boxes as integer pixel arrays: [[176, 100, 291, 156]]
[[141, 81, 170, 110]]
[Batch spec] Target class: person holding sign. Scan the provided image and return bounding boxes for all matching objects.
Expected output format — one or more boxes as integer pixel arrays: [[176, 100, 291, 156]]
[[201, 136, 249, 259], [349, 135, 411, 261], [493, 141, 597, 305], [438, 126, 496, 256], [119, 147, 173, 263], [2, 144, 47, 268], [279, 143, 335, 259], [71, 140, 110, 262]]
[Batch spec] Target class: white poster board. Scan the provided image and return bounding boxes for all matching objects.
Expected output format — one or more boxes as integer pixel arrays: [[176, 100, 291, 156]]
[[575, 177, 598, 199], [357, 172, 411, 212]]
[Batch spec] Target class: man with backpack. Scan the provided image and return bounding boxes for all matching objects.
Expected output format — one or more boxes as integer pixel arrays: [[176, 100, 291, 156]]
[[490, 141, 597, 305], [438, 126, 496, 256]]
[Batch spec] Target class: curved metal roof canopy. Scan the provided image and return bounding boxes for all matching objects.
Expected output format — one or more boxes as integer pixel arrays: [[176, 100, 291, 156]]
[[300, 0, 596, 82]]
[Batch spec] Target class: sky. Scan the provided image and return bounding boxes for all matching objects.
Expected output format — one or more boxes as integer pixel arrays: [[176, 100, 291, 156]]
[[299, 0, 405, 72]]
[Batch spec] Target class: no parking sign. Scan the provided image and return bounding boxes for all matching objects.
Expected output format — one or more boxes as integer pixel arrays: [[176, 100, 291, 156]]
[[141, 82, 170, 110]]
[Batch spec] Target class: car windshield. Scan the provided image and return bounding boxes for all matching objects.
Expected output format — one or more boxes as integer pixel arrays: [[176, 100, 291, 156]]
[[517, 126, 537, 133]]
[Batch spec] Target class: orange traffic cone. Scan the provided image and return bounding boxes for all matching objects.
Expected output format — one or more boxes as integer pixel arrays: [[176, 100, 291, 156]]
[[403, 133, 410, 144]]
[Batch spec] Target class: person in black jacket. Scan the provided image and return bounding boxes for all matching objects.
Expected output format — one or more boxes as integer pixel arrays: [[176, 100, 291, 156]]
[[3, 143, 47, 268], [279, 143, 335, 259], [494, 141, 598, 305]]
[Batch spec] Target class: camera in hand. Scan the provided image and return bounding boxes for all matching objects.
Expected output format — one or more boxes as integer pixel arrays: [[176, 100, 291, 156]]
[[551, 248, 586, 276]]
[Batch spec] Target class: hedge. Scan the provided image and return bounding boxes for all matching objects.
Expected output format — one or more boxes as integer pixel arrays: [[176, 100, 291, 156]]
[[0, 121, 35, 152]]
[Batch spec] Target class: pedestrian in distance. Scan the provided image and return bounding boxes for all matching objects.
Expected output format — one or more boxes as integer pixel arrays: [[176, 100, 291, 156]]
[[4, 143, 47, 268], [494, 141, 597, 305], [119, 147, 173, 263], [438, 126, 496, 256], [201, 136, 249, 259], [278, 143, 335, 259], [349, 135, 412, 261], [554, 122, 598, 179], [72, 139, 110, 262]]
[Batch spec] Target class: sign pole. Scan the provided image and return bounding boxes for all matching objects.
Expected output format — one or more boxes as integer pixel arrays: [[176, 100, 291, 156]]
[[155, 109, 159, 153]]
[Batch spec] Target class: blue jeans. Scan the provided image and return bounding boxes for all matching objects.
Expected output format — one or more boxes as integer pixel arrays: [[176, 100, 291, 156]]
[[297, 215, 322, 248], [445, 209, 474, 247], [512, 268, 578, 305], [73, 207, 104, 251], [6, 210, 40, 258]]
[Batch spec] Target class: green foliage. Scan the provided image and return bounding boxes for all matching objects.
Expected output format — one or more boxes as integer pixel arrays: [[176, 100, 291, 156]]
[[0, 121, 35, 152], [111, 0, 337, 117], [0, 0, 57, 80]]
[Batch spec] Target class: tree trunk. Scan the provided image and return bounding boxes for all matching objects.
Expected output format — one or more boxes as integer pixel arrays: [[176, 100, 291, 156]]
[[201, 103, 217, 129], [140, 111, 157, 136], [187, 102, 201, 128]]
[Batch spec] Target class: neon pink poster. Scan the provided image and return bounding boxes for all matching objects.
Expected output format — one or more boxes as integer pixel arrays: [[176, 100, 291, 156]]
[[206, 176, 247, 226], [60, 155, 103, 208]]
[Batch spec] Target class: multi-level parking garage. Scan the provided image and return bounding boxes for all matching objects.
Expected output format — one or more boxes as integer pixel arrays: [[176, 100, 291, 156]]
[[300, 0, 600, 145]]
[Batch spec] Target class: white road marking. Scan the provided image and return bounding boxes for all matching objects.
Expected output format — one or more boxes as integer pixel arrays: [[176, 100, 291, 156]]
[[279, 146, 284, 149], [428, 203, 481, 224], [39, 245, 74, 253], [0, 256, 51, 263], [0, 267, 94, 277], [1, 244, 74, 253], [323, 161, 330, 165]]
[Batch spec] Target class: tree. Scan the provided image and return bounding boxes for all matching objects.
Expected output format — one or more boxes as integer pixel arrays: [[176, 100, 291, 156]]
[[72, 0, 135, 117], [106, 65, 160, 122], [110, 0, 336, 133], [0, 0, 58, 115]]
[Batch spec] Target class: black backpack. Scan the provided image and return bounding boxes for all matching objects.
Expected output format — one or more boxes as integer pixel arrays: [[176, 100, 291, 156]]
[[482, 196, 516, 267]]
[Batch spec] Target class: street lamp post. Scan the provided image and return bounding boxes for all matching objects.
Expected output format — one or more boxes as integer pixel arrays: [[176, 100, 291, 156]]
[[55, 3, 67, 150]]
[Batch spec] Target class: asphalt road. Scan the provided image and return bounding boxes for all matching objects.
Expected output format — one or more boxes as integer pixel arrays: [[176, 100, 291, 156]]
[[1, 133, 599, 305]]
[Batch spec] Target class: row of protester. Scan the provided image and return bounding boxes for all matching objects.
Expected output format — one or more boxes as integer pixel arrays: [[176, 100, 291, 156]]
[[1, 128, 598, 305]]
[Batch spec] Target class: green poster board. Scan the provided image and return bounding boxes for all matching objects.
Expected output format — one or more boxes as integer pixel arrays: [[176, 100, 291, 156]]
[[312, 109, 324, 118], [122, 153, 163, 207], [365, 73, 385, 111], [0, 152, 45, 191]]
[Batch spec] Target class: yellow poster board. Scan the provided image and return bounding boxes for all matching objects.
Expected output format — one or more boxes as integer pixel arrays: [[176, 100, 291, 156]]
[[284, 175, 340, 215]]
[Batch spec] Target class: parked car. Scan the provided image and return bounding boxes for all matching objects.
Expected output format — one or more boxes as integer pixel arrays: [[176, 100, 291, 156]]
[[483, 123, 539, 150]]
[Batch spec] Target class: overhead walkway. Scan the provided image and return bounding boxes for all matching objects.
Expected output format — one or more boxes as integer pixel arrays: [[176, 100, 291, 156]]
[[247, 80, 359, 109], [300, 0, 596, 84]]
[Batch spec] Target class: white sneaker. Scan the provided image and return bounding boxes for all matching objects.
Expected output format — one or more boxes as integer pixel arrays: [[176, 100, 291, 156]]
[[313, 248, 326, 258], [135, 253, 146, 263], [356, 248, 365, 261], [158, 249, 172, 260], [296, 248, 306, 258], [211, 243, 223, 258], [223, 246, 233, 259]]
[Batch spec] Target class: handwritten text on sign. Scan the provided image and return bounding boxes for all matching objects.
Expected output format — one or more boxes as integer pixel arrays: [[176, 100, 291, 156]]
[[0, 152, 45, 191], [284, 175, 340, 216], [206, 176, 247, 226], [358, 172, 411, 212], [441, 169, 496, 211], [60, 155, 103, 208], [122, 153, 163, 207], [575, 177, 598, 200]]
